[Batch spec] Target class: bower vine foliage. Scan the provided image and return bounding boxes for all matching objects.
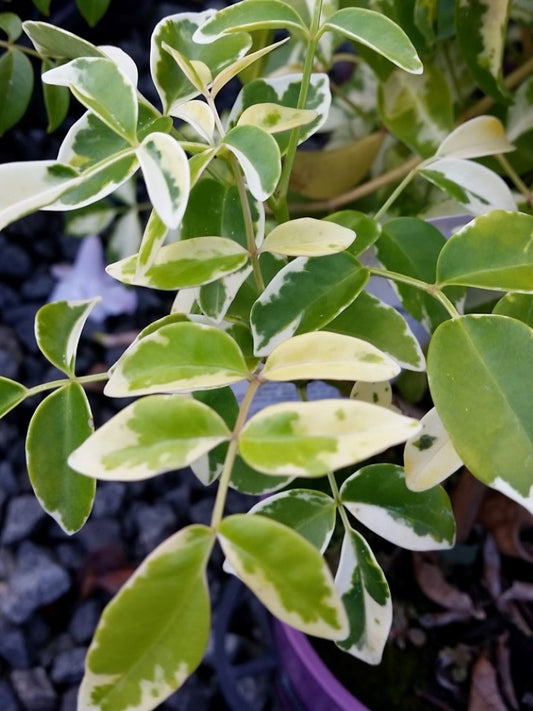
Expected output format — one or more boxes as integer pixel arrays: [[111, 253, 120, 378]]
[[1, 0, 533, 709]]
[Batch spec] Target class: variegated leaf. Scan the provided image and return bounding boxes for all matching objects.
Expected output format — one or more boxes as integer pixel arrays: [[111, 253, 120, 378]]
[[262, 331, 400, 383], [335, 527, 392, 664], [261, 217, 355, 257], [105, 321, 249, 397], [171, 100, 215, 142], [23, 20, 103, 58], [68, 394, 231, 481], [350, 380, 394, 409], [78, 525, 215, 711], [137, 132, 190, 229], [136, 210, 168, 277], [218, 514, 348, 639], [237, 103, 317, 136], [341, 464, 455, 550], [107, 236, 249, 290], [222, 125, 281, 201], [0, 377, 28, 419], [404, 407, 463, 491], [436, 116, 514, 159], [239, 399, 420, 476]]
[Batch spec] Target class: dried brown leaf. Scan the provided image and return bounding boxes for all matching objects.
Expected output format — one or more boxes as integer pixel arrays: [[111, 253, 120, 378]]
[[478, 491, 533, 562], [413, 553, 484, 618], [468, 653, 508, 711]]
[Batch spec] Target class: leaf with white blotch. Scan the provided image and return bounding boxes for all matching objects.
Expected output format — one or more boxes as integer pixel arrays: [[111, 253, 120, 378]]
[[161, 42, 212, 96], [42, 57, 138, 143], [507, 76, 533, 142], [437, 210, 533, 292], [171, 100, 215, 143], [99, 45, 138, 85], [222, 125, 281, 201], [198, 264, 253, 323], [239, 399, 420, 477], [420, 157, 516, 215], [189, 149, 217, 186], [326, 292, 426, 372], [335, 527, 391, 664], [23, 20, 103, 58], [136, 210, 168, 277], [107, 236, 248, 290], [42, 59, 70, 133], [324, 211, 381, 258], [193, 0, 307, 42], [376, 217, 465, 333], [35, 298, 100, 376], [106, 321, 249, 397], [428, 314, 533, 514], [404, 407, 463, 492], [150, 11, 250, 112], [69, 394, 230, 481], [230, 455, 293, 495], [262, 331, 400, 383], [378, 63, 452, 157], [237, 103, 317, 136], [350, 380, 393, 409], [251, 254, 368, 356], [212, 38, 289, 97], [321, 7, 423, 74], [0, 161, 80, 231], [78, 524, 214, 711], [436, 116, 514, 159], [137, 132, 190, 229], [0, 377, 28, 419], [493, 293, 533, 328], [218, 514, 348, 638], [261, 217, 354, 257], [248, 489, 336, 553], [26, 383, 95, 534], [0, 50, 33, 136], [456, 0, 511, 104], [341, 464, 455, 550], [228, 73, 331, 154]]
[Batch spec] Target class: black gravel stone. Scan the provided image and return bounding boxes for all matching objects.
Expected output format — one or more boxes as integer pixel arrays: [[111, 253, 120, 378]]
[[2, 496, 46, 545], [10, 667, 57, 711], [0, 619, 30, 670], [75, 518, 122, 551], [69, 600, 100, 644], [0, 680, 20, 711], [50, 647, 87, 685], [92, 481, 126, 518], [0, 242, 32, 279], [59, 686, 78, 711], [131, 502, 177, 556], [3, 305, 40, 353], [0, 326, 23, 380], [0, 462, 18, 496], [0, 543, 71, 624]]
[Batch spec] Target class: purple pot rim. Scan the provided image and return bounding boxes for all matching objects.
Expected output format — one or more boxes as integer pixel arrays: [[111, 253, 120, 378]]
[[274, 620, 371, 711]]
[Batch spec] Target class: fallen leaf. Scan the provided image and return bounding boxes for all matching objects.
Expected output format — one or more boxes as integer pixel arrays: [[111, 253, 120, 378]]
[[468, 653, 508, 711], [478, 491, 533, 562]]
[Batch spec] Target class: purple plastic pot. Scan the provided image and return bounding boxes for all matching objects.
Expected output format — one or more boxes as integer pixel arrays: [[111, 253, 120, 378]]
[[274, 621, 371, 711]]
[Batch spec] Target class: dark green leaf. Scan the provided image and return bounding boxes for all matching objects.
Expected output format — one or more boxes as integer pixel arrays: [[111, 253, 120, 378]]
[[0, 50, 33, 135]]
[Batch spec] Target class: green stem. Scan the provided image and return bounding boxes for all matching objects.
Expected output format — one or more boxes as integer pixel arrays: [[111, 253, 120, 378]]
[[0, 40, 41, 58], [368, 266, 460, 319], [496, 153, 532, 205], [271, 0, 324, 222], [27, 372, 109, 398], [211, 378, 262, 529], [326, 470, 352, 532], [373, 164, 420, 221]]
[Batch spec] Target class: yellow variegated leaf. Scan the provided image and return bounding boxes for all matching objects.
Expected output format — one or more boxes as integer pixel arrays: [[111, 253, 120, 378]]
[[237, 103, 317, 135], [261, 217, 355, 257]]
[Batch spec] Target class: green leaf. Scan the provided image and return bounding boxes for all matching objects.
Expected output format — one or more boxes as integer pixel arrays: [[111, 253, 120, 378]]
[[23, 20, 103, 58], [455, 0, 511, 104], [76, 0, 112, 27], [228, 73, 331, 155], [78, 524, 215, 711], [0, 50, 33, 136], [26, 383, 95, 534], [212, 37, 289, 97], [0, 160, 80, 231], [198, 265, 253, 323], [68, 394, 231, 481], [42, 57, 138, 142], [136, 210, 168, 277], [230, 455, 293, 494], [171, 100, 215, 142], [435, 116, 514, 159], [151, 11, 250, 113], [193, 0, 307, 41], [42, 60, 70, 133], [222, 125, 281, 201], [335, 527, 392, 664], [57, 110, 130, 169], [237, 102, 317, 136], [261, 217, 355, 257], [247, 489, 336, 553], [428, 314, 533, 513], [376, 217, 464, 332], [105, 321, 249, 397], [507, 76, 533, 143], [377, 63, 453, 157], [341, 463, 455, 550], [251, 253, 368, 356], [404, 406, 463, 491], [262, 331, 400, 382], [218, 514, 348, 639], [31, 0, 51, 14], [437, 210, 533, 292], [324, 211, 381, 258], [239, 399, 420, 476], [419, 158, 516, 214], [321, 7, 423, 74], [493, 293, 533, 327], [35, 298, 100, 376], [326, 291, 426, 372], [107, 236, 249, 290], [0, 13, 23, 41], [0, 377, 28, 418], [136, 132, 190, 229]]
